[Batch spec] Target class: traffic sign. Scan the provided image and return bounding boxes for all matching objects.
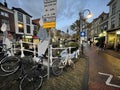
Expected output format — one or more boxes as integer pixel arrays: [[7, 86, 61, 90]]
[[43, 22, 56, 28], [43, 0, 57, 28], [80, 31, 86, 37]]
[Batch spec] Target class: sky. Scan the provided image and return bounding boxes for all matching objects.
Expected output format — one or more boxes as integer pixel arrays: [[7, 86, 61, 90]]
[[0, 0, 110, 32]]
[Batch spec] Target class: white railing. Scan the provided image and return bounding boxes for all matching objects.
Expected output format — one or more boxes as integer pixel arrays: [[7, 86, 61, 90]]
[[11, 40, 79, 66], [49, 46, 79, 65]]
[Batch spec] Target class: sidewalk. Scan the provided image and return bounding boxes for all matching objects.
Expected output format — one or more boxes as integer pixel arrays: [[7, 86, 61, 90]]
[[103, 49, 120, 59], [0, 57, 86, 90]]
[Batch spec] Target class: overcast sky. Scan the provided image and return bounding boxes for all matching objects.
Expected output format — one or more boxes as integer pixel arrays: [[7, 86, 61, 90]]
[[0, 0, 110, 32]]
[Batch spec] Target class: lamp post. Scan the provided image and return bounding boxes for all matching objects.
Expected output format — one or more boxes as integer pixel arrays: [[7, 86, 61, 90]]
[[79, 9, 92, 44]]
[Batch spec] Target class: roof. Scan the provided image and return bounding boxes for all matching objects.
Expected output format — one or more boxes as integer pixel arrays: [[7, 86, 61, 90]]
[[0, 2, 13, 13], [32, 18, 40, 25], [0, 2, 5, 7], [12, 7, 32, 17], [99, 12, 109, 18], [107, 0, 115, 6]]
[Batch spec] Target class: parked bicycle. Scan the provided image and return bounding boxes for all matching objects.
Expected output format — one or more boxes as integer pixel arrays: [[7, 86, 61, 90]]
[[19, 55, 48, 90], [0, 53, 48, 90], [0, 44, 20, 76], [52, 49, 75, 76]]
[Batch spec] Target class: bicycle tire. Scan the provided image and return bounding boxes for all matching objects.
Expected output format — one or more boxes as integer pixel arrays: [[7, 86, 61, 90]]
[[52, 59, 63, 76], [0, 56, 20, 73], [19, 69, 43, 90]]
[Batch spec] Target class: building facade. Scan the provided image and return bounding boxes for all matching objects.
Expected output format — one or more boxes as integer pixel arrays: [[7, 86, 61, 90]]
[[107, 0, 120, 49], [12, 7, 33, 42], [0, 2, 15, 43]]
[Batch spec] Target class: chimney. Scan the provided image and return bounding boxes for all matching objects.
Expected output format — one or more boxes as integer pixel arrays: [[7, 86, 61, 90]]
[[4, 0, 8, 8]]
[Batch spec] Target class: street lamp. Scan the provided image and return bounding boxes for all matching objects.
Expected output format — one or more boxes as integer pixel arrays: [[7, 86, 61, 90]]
[[79, 9, 92, 44]]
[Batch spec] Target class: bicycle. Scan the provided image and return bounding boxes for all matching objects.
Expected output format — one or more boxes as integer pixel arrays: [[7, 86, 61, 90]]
[[0, 44, 20, 76], [52, 50, 75, 76], [19, 55, 48, 90], [0, 45, 48, 90]]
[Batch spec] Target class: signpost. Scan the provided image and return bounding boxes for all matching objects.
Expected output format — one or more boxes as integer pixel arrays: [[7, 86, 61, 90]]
[[43, 0, 57, 79], [43, 0, 57, 28], [80, 31, 86, 44]]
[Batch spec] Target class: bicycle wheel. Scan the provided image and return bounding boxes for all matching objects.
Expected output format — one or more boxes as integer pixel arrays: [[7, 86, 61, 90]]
[[19, 69, 43, 90], [52, 59, 63, 76], [0, 56, 20, 73]]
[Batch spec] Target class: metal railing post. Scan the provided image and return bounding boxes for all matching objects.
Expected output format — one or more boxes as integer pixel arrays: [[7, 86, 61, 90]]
[[20, 40, 24, 57]]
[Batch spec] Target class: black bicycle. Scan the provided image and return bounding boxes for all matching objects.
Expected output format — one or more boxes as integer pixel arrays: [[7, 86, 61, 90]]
[[19, 56, 48, 90], [0, 47, 48, 90], [0, 44, 20, 76]]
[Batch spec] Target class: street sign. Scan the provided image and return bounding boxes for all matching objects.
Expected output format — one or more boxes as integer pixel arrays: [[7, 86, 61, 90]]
[[43, 22, 56, 28], [80, 31, 86, 37], [43, 0, 57, 28]]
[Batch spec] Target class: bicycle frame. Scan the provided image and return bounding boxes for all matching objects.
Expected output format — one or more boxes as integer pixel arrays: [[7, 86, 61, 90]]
[[60, 53, 72, 68]]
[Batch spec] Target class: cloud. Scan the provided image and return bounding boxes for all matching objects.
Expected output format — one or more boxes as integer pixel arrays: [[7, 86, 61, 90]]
[[56, 0, 89, 29], [2, 0, 103, 30], [57, 0, 88, 21], [2, 0, 88, 20]]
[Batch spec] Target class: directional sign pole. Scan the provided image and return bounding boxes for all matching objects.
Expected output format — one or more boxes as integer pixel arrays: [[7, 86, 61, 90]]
[[43, 0, 57, 79]]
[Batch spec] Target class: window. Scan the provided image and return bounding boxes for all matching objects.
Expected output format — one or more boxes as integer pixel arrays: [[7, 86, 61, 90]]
[[26, 16, 30, 24], [18, 12, 23, 22], [112, 3, 116, 15], [0, 11, 9, 17], [26, 16, 31, 33], [26, 25, 31, 33], [2, 19, 10, 31], [119, 14, 120, 26], [18, 23, 24, 33], [111, 17, 115, 28]]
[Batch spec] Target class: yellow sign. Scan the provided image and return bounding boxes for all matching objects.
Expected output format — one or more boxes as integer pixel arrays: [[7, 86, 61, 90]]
[[43, 22, 56, 28]]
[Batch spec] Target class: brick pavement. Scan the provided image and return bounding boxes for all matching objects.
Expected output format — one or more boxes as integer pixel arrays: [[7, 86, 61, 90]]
[[89, 81, 120, 90], [85, 46, 120, 90]]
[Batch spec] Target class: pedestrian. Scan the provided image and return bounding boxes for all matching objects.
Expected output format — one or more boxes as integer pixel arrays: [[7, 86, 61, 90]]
[[99, 41, 105, 51], [90, 40, 92, 47]]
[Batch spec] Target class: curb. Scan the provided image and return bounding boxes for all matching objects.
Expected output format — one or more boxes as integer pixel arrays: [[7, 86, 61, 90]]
[[82, 55, 89, 90]]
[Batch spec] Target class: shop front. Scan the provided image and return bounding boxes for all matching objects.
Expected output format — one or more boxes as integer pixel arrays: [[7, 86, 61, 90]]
[[107, 29, 120, 50]]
